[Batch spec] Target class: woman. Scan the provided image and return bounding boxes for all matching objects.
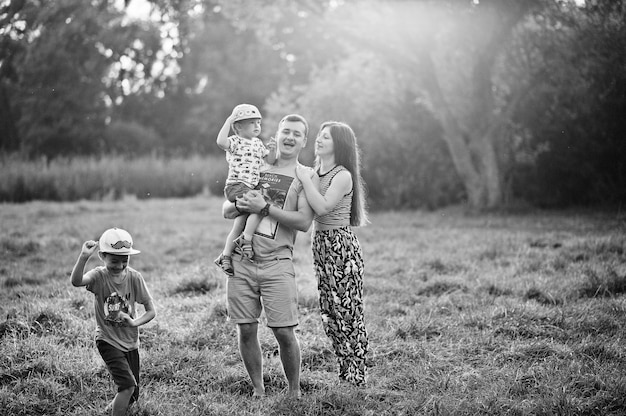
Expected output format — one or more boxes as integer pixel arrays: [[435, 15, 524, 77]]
[[296, 121, 369, 386]]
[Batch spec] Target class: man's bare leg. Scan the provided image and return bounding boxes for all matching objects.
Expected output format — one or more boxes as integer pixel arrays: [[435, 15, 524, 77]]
[[272, 326, 301, 398], [238, 323, 266, 397]]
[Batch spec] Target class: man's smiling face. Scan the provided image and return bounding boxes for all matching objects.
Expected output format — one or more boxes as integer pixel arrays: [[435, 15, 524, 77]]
[[276, 120, 307, 159]]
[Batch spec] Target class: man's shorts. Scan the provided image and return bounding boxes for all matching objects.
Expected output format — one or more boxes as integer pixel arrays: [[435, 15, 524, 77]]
[[96, 340, 140, 403], [224, 182, 257, 203], [227, 255, 299, 327]]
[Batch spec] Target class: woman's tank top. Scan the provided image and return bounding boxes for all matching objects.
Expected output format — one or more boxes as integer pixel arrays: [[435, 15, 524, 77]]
[[315, 165, 352, 228]]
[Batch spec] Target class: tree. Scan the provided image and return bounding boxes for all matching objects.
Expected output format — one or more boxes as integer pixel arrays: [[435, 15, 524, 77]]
[[316, 0, 547, 210], [122, 0, 293, 154], [218, 0, 547, 209], [267, 52, 464, 209], [0, 0, 162, 157], [506, 0, 626, 206]]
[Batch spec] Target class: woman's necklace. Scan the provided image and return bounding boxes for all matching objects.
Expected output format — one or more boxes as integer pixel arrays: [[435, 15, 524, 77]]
[[319, 164, 337, 176], [319, 159, 337, 176]]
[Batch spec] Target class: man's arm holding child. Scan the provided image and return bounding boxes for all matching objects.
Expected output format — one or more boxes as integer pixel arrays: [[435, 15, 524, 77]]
[[234, 190, 313, 232]]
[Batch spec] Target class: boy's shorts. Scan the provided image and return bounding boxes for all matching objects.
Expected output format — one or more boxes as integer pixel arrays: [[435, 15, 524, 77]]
[[227, 255, 299, 327], [96, 340, 140, 404], [224, 182, 257, 203]]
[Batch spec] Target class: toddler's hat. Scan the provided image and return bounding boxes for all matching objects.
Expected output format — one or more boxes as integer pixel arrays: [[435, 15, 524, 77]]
[[99, 227, 141, 255], [232, 104, 262, 123]]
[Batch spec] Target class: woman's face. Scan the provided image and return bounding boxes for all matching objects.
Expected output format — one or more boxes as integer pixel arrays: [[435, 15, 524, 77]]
[[315, 126, 334, 157]]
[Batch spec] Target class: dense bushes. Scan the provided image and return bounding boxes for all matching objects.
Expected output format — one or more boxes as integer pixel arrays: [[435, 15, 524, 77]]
[[0, 147, 462, 210], [0, 154, 227, 203]]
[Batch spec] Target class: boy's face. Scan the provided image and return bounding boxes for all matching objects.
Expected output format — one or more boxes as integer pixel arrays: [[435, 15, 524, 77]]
[[234, 118, 261, 139], [100, 252, 129, 278]]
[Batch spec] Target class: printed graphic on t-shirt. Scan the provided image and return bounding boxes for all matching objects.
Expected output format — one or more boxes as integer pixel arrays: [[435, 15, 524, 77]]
[[255, 172, 294, 239], [226, 136, 268, 188], [104, 291, 131, 327]]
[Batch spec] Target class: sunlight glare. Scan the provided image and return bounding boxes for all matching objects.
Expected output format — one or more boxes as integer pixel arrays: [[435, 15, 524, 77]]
[[116, 0, 151, 20]]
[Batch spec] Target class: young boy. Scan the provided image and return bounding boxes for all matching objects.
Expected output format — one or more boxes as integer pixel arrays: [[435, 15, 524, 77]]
[[214, 104, 276, 275], [71, 227, 156, 416]]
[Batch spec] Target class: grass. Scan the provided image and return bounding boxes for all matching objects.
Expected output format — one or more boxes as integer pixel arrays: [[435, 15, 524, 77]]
[[1, 197, 626, 415]]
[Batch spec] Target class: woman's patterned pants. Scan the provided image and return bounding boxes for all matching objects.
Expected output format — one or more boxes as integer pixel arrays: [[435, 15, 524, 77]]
[[313, 226, 369, 386]]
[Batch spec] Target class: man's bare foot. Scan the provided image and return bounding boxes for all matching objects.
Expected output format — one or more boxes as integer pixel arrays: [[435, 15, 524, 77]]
[[252, 389, 266, 398], [285, 389, 301, 399]]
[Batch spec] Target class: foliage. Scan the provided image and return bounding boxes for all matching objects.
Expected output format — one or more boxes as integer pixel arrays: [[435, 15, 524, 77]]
[[506, 1, 626, 206], [114, 1, 290, 155], [0, 153, 226, 202], [1, 0, 626, 209], [103, 120, 164, 156], [0, 0, 163, 157], [2, 198, 626, 415], [267, 52, 464, 210]]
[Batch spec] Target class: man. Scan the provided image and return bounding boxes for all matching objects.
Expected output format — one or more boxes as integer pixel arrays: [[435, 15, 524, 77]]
[[222, 114, 313, 398]]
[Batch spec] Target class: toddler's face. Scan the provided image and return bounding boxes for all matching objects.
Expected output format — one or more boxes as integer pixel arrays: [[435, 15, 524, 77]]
[[235, 118, 262, 139]]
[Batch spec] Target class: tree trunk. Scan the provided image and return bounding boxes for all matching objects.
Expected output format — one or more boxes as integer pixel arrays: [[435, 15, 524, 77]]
[[420, 51, 504, 210], [321, 0, 536, 210], [440, 121, 503, 210], [479, 130, 504, 209]]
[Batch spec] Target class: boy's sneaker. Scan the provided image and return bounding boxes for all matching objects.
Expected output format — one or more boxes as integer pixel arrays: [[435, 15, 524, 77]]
[[214, 254, 234, 276], [234, 235, 254, 261]]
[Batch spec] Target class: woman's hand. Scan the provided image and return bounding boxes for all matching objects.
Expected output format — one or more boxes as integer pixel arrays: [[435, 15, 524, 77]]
[[295, 165, 314, 183]]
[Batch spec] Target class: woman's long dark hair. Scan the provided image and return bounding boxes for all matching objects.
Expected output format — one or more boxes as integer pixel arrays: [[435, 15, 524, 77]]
[[316, 121, 369, 227]]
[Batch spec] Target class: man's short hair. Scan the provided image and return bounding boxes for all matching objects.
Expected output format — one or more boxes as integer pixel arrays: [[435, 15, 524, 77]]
[[279, 114, 308, 138]]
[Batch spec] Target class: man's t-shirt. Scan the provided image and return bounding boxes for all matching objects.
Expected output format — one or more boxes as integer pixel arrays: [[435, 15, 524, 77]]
[[85, 266, 153, 352], [251, 164, 304, 261]]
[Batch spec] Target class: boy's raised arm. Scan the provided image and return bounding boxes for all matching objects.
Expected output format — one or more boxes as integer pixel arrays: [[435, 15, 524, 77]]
[[217, 114, 235, 151], [71, 240, 98, 287]]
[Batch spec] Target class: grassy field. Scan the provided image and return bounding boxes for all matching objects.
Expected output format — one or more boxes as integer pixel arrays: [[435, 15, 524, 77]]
[[1, 196, 626, 415]]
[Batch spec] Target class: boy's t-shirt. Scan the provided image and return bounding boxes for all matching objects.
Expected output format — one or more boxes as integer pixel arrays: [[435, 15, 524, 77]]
[[225, 135, 269, 188], [85, 266, 153, 352]]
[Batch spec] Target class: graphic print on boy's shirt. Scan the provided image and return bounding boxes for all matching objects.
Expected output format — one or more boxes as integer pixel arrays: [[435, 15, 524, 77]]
[[104, 291, 131, 327]]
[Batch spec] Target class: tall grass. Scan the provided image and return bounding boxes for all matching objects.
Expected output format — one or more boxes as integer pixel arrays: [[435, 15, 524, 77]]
[[1, 199, 626, 415], [0, 154, 227, 202]]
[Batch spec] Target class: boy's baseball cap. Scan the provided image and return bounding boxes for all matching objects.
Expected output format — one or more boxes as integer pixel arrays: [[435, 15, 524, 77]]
[[99, 228, 141, 255], [232, 104, 262, 123]]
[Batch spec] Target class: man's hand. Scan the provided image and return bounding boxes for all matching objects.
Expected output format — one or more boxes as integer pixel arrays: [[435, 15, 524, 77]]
[[266, 136, 277, 152], [236, 190, 266, 214]]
